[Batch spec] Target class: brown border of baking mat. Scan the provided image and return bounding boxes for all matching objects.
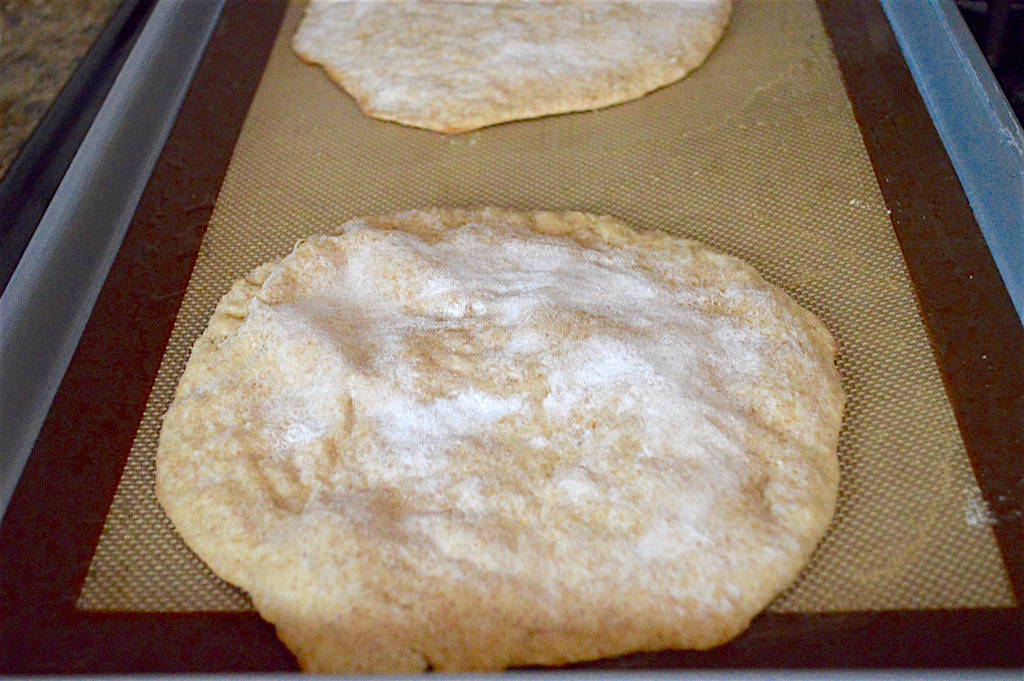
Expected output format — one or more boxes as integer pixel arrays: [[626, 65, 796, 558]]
[[818, 0, 1024, 606], [1, 0, 1021, 673]]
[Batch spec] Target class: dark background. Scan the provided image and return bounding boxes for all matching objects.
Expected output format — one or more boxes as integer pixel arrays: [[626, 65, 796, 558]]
[[956, 0, 1024, 125]]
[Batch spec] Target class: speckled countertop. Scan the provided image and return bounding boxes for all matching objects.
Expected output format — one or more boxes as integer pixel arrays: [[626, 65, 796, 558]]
[[0, 0, 121, 178]]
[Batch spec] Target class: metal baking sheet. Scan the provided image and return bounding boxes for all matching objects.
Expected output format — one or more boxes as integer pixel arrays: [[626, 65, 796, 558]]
[[1, 0, 1021, 673]]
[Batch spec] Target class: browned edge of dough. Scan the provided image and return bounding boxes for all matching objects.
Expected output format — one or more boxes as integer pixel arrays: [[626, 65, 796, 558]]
[[817, 0, 1024, 607], [0, 0, 1021, 673]]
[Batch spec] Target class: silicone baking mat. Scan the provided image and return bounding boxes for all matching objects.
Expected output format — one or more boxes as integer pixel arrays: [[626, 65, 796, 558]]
[[76, 0, 1014, 616]]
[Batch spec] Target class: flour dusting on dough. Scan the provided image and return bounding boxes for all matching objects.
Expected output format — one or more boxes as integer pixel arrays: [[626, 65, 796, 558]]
[[156, 208, 844, 673]]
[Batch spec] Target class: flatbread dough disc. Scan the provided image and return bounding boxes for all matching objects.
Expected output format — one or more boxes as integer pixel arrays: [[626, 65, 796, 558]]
[[291, 0, 733, 132], [156, 208, 844, 672]]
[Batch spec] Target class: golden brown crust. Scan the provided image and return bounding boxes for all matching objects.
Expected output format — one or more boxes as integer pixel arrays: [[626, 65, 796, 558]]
[[291, 1, 733, 133], [156, 208, 843, 672]]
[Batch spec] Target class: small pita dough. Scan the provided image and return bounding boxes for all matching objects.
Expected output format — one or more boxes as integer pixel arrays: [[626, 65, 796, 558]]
[[292, 0, 733, 132], [156, 208, 844, 672]]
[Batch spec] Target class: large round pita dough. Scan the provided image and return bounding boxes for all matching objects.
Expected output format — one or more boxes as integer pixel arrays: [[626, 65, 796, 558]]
[[156, 208, 844, 672], [292, 0, 733, 133]]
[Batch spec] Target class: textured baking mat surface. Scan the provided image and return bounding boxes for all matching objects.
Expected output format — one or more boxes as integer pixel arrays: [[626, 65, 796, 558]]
[[79, 0, 1013, 613]]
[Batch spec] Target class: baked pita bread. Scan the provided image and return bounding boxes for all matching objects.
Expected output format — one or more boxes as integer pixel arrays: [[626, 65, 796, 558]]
[[156, 208, 843, 672], [292, 1, 733, 132]]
